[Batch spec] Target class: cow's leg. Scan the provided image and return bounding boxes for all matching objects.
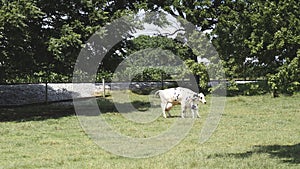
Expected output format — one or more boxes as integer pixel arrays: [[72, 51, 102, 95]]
[[165, 102, 173, 118], [191, 109, 199, 118], [166, 110, 171, 118], [191, 104, 200, 118], [161, 102, 167, 118], [191, 109, 195, 118], [180, 103, 186, 118], [195, 109, 200, 118], [161, 102, 172, 118]]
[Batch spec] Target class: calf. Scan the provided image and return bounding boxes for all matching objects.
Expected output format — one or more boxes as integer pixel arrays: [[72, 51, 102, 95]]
[[155, 87, 206, 118]]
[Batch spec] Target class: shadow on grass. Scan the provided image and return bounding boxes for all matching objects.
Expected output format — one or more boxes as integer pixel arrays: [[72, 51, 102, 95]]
[[0, 97, 158, 122], [209, 143, 300, 164], [97, 98, 153, 113], [0, 102, 75, 122], [79, 98, 159, 116]]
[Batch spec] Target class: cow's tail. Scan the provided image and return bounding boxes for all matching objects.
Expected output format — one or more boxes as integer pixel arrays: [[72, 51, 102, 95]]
[[154, 90, 160, 97]]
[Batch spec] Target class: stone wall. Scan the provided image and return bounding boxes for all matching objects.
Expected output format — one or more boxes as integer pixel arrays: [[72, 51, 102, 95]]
[[0, 82, 178, 106], [0, 83, 96, 106]]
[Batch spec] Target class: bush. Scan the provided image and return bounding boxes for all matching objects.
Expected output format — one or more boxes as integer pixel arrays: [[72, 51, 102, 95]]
[[96, 71, 113, 82], [132, 68, 172, 82], [240, 81, 269, 96], [213, 80, 269, 96], [267, 55, 300, 96]]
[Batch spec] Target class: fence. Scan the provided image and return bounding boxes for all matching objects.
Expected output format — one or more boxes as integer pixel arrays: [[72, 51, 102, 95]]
[[0, 79, 264, 107], [0, 80, 179, 107]]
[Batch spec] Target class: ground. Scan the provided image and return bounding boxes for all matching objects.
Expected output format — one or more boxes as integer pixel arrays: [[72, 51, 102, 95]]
[[0, 92, 299, 168]]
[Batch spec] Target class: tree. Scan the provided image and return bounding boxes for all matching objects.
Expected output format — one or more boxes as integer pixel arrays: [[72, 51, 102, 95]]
[[0, 0, 140, 82], [211, 0, 300, 80], [268, 51, 300, 96], [39, 0, 111, 81], [113, 36, 191, 82], [244, 0, 300, 76], [0, 0, 44, 83], [1, 0, 298, 96]]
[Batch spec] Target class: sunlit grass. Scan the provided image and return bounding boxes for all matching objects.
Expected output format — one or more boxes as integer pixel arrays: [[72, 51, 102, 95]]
[[0, 93, 299, 168]]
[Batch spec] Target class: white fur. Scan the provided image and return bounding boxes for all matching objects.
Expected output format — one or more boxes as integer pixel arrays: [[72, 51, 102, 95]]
[[155, 87, 206, 118]]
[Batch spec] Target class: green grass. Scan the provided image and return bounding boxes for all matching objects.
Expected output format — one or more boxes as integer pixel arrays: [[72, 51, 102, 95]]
[[0, 92, 299, 168]]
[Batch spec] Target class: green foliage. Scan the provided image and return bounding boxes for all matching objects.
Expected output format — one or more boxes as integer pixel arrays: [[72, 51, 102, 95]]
[[132, 68, 171, 82], [184, 59, 209, 90], [1, 0, 299, 97], [96, 70, 114, 82], [0, 0, 130, 83], [213, 80, 269, 97], [239, 81, 269, 96], [115, 36, 202, 83], [0, 0, 44, 83], [126, 35, 192, 61], [211, 0, 300, 82], [225, 80, 239, 96], [112, 47, 180, 82], [267, 53, 300, 96]]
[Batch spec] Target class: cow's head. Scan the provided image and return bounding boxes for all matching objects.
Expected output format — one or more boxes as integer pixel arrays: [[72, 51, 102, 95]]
[[198, 93, 206, 104]]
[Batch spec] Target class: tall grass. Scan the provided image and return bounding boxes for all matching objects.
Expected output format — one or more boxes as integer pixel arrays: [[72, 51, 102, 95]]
[[0, 93, 299, 168]]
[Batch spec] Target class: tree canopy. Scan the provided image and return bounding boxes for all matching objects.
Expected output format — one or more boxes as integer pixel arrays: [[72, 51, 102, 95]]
[[1, 0, 299, 95]]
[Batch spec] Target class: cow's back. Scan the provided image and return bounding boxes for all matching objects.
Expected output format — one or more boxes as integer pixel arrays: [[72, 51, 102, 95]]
[[157, 88, 176, 103], [176, 87, 196, 97], [157, 87, 197, 103]]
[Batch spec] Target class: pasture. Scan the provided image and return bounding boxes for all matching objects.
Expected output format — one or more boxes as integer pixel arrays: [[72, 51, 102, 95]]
[[0, 92, 299, 169]]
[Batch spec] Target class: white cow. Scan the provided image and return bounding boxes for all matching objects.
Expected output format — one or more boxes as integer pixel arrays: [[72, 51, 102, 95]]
[[155, 87, 206, 118]]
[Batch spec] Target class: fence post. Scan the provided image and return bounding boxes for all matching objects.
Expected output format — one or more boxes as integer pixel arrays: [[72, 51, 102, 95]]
[[161, 72, 164, 89], [102, 78, 105, 97], [45, 82, 48, 104]]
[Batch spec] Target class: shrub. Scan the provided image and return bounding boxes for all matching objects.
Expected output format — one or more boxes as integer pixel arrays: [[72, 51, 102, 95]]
[[267, 54, 300, 96]]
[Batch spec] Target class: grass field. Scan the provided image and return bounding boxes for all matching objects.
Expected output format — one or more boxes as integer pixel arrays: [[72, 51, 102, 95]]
[[0, 92, 299, 169]]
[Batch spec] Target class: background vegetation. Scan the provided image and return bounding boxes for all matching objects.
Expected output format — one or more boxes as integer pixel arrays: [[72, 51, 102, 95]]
[[1, 0, 299, 96]]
